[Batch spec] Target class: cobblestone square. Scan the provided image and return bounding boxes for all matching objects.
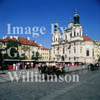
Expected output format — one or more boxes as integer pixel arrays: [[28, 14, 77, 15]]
[[0, 70, 100, 100]]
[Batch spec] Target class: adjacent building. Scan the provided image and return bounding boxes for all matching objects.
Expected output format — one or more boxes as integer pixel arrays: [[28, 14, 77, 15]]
[[0, 36, 50, 61], [38, 45, 50, 61]]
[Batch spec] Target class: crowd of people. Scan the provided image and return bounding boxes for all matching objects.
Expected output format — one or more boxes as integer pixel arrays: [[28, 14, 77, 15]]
[[1, 61, 100, 73], [36, 63, 65, 76], [8, 62, 34, 70], [89, 63, 100, 70]]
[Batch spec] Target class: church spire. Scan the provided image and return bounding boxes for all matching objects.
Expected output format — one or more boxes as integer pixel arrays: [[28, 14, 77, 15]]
[[74, 8, 80, 24], [54, 20, 59, 32], [75, 8, 78, 14], [69, 17, 73, 23], [56, 19, 58, 24]]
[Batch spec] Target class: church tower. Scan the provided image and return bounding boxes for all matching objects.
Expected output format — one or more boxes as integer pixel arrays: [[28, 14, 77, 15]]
[[74, 9, 80, 24], [72, 9, 83, 38], [52, 21, 61, 45], [51, 21, 61, 61]]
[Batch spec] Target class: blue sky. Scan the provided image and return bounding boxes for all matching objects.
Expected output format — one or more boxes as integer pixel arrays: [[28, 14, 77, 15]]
[[0, 0, 100, 48]]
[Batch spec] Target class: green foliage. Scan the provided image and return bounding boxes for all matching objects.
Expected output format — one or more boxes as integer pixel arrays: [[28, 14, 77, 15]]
[[7, 40, 21, 49], [32, 51, 41, 60], [4, 40, 22, 59], [19, 53, 27, 60]]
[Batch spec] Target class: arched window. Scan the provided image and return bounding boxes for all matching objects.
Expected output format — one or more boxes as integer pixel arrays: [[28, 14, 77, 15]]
[[77, 32, 79, 36], [56, 38, 57, 41], [70, 33, 72, 37], [74, 31, 76, 37], [86, 50, 89, 56]]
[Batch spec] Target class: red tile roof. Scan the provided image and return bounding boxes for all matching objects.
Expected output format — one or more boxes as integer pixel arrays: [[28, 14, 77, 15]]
[[38, 45, 49, 50], [0, 37, 16, 42], [0, 37, 49, 50], [0, 37, 38, 46], [83, 36, 91, 41]]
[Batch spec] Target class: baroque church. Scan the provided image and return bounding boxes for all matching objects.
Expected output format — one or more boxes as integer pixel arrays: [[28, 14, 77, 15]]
[[51, 10, 99, 64]]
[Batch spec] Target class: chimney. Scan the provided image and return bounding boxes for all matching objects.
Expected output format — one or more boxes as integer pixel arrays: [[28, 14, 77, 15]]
[[39, 44, 42, 46], [27, 37, 30, 40], [14, 36, 18, 40], [4, 35, 7, 39], [10, 36, 13, 39], [2, 36, 4, 39]]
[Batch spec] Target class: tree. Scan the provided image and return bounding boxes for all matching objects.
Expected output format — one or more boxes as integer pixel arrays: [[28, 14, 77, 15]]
[[4, 40, 22, 59], [19, 53, 27, 60], [32, 51, 41, 60]]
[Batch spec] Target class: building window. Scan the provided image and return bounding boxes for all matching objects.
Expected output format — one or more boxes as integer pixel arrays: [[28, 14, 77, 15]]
[[56, 38, 57, 41], [92, 49, 94, 57], [65, 35, 67, 40], [74, 31, 76, 37], [80, 30, 81, 35], [74, 47, 76, 53], [77, 32, 79, 36], [86, 50, 89, 56], [80, 47, 82, 53], [63, 48, 65, 54], [74, 57, 76, 61], [69, 50, 71, 54], [53, 50, 55, 54], [70, 33, 72, 37]]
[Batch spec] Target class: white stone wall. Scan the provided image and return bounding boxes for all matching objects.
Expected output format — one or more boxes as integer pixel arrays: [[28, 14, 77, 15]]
[[51, 22, 98, 64]]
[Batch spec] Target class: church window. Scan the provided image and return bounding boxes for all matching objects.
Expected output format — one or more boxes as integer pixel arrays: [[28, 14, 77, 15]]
[[53, 50, 55, 54], [80, 30, 81, 35], [54, 36, 55, 41], [63, 48, 65, 54], [74, 47, 76, 53], [70, 33, 72, 37], [77, 32, 79, 36], [56, 38, 57, 41], [92, 49, 94, 57], [66, 35, 67, 40], [80, 47, 82, 53], [69, 50, 71, 53], [74, 57, 76, 61], [74, 31, 76, 37], [86, 50, 89, 56]]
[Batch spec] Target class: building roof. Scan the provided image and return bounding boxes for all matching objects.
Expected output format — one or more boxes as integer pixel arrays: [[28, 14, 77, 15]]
[[0, 37, 38, 46], [0, 36, 49, 50], [83, 36, 92, 41], [38, 45, 49, 50], [65, 28, 72, 32]]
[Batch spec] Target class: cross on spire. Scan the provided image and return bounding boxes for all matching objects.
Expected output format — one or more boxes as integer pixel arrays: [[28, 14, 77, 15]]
[[75, 8, 78, 14], [56, 19, 58, 24]]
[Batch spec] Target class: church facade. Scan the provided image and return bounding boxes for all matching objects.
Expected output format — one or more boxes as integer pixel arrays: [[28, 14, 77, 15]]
[[51, 10, 100, 64]]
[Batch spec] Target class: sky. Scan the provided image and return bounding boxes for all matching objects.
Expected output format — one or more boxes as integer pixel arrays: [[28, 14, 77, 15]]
[[0, 0, 100, 48]]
